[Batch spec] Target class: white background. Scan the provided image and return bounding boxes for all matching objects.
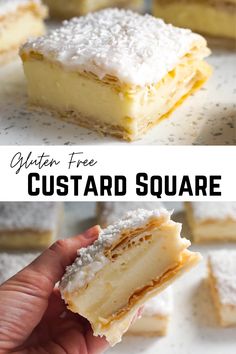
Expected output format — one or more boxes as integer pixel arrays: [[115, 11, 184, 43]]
[[0, 146, 235, 201]]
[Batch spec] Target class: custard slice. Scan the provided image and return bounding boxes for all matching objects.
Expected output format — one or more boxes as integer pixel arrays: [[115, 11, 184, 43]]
[[208, 250, 236, 327], [152, 0, 236, 40], [0, 202, 63, 250], [20, 9, 211, 141], [59, 208, 201, 346], [44, 0, 143, 19], [0, 0, 47, 65], [127, 287, 173, 337], [185, 202, 236, 243]]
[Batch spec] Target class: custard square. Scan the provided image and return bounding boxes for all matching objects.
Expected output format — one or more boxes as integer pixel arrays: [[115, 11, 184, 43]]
[[20, 9, 211, 141], [152, 0, 236, 39], [208, 250, 236, 327], [44, 0, 144, 19], [185, 202, 236, 243], [60, 208, 201, 346], [0, 202, 63, 250], [0, 0, 47, 65], [0, 252, 38, 285], [128, 287, 173, 336], [97, 201, 163, 227]]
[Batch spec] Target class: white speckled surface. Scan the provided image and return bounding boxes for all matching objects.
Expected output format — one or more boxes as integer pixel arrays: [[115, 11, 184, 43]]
[[0, 33, 235, 145], [1, 202, 236, 354]]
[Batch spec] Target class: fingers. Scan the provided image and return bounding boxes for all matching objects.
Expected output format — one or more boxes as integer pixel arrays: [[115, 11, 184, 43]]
[[86, 329, 109, 354], [22, 225, 100, 293]]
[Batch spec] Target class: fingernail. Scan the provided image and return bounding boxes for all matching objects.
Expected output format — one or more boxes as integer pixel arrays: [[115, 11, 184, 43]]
[[84, 225, 100, 239]]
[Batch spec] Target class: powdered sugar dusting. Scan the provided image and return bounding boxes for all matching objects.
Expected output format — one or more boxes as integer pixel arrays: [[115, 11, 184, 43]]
[[192, 202, 236, 221], [21, 8, 209, 86], [142, 287, 173, 317], [98, 202, 163, 226], [0, 252, 38, 284], [0, 202, 61, 231], [60, 208, 170, 293], [209, 250, 236, 306], [0, 0, 41, 16]]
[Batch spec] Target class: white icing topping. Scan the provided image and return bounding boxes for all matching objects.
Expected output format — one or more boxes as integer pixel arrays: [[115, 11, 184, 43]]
[[0, 0, 41, 16], [60, 208, 170, 293], [142, 287, 173, 317], [98, 202, 163, 226], [209, 250, 236, 306], [0, 252, 38, 285], [21, 8, 209, 86], [0, 202, 61, 231], [192, 202, 236, 221]]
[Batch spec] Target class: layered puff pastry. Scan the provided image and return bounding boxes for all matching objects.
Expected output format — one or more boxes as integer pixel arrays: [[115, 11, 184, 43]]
[[59, 208, 201, 346], [152, 0, 236, 40], [208, 250, 236, 327], [185, 202, 236, 243], [0, 0, 47, 65], [20, 9, 211, 141], [43, 0, 143, 19], [128, 288, 173, 336], [0, 202, 63, 250]]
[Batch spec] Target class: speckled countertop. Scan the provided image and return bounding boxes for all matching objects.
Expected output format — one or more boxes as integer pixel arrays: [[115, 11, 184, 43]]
[[0, 24, 235, 145]]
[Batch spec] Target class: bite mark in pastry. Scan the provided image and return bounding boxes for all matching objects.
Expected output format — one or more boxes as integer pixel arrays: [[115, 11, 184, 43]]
[[59, 208, 201, 346], [20, 9, 211, 141], [208, 250, 236, 327]]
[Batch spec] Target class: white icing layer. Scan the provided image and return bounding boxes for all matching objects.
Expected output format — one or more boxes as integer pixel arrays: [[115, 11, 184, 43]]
[[98, 202, 163, 225], [0, 252, 38, 285], [0, 202, 61, 231], [0, 0, 41, 16], [192, 202, 236, 221], [60, 208, 170, 293], [209, 250, 236, 306], [21, 8, 209, 86], [142, 287, 173, 317]]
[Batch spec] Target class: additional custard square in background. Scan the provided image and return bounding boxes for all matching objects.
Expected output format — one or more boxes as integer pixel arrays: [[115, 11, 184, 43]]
[[0, 202, 63, 250], [20, 9, 211, 141], [60, 208, 201, 346], [128, 288, 173, 336], [152, 0, 236, 39], [44, 0, 144, 19], [185, 202, 236, 243], [97, 201, 163, 227], [0, 252, 38, 285], [0, 0, 47, 65], [208, 250, 236, 327]]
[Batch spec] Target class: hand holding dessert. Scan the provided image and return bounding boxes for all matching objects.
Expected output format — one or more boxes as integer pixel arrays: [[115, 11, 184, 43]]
[[0, 226, 108, 354]]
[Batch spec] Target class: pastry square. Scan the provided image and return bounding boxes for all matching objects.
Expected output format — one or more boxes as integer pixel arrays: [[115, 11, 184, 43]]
[[208, 250, 236, 327], [60, 208, 201, 346], [0, 252, 38, 285], [152, 0, 236, 40], [44, 0, 143, 19], [0, 0, 47, 65], [97, 201, 163, 227], [20, 9, 211, 141], [127, 287, 172, 336], [185, 202, 236, 243], [0, 202, 63, 250]]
